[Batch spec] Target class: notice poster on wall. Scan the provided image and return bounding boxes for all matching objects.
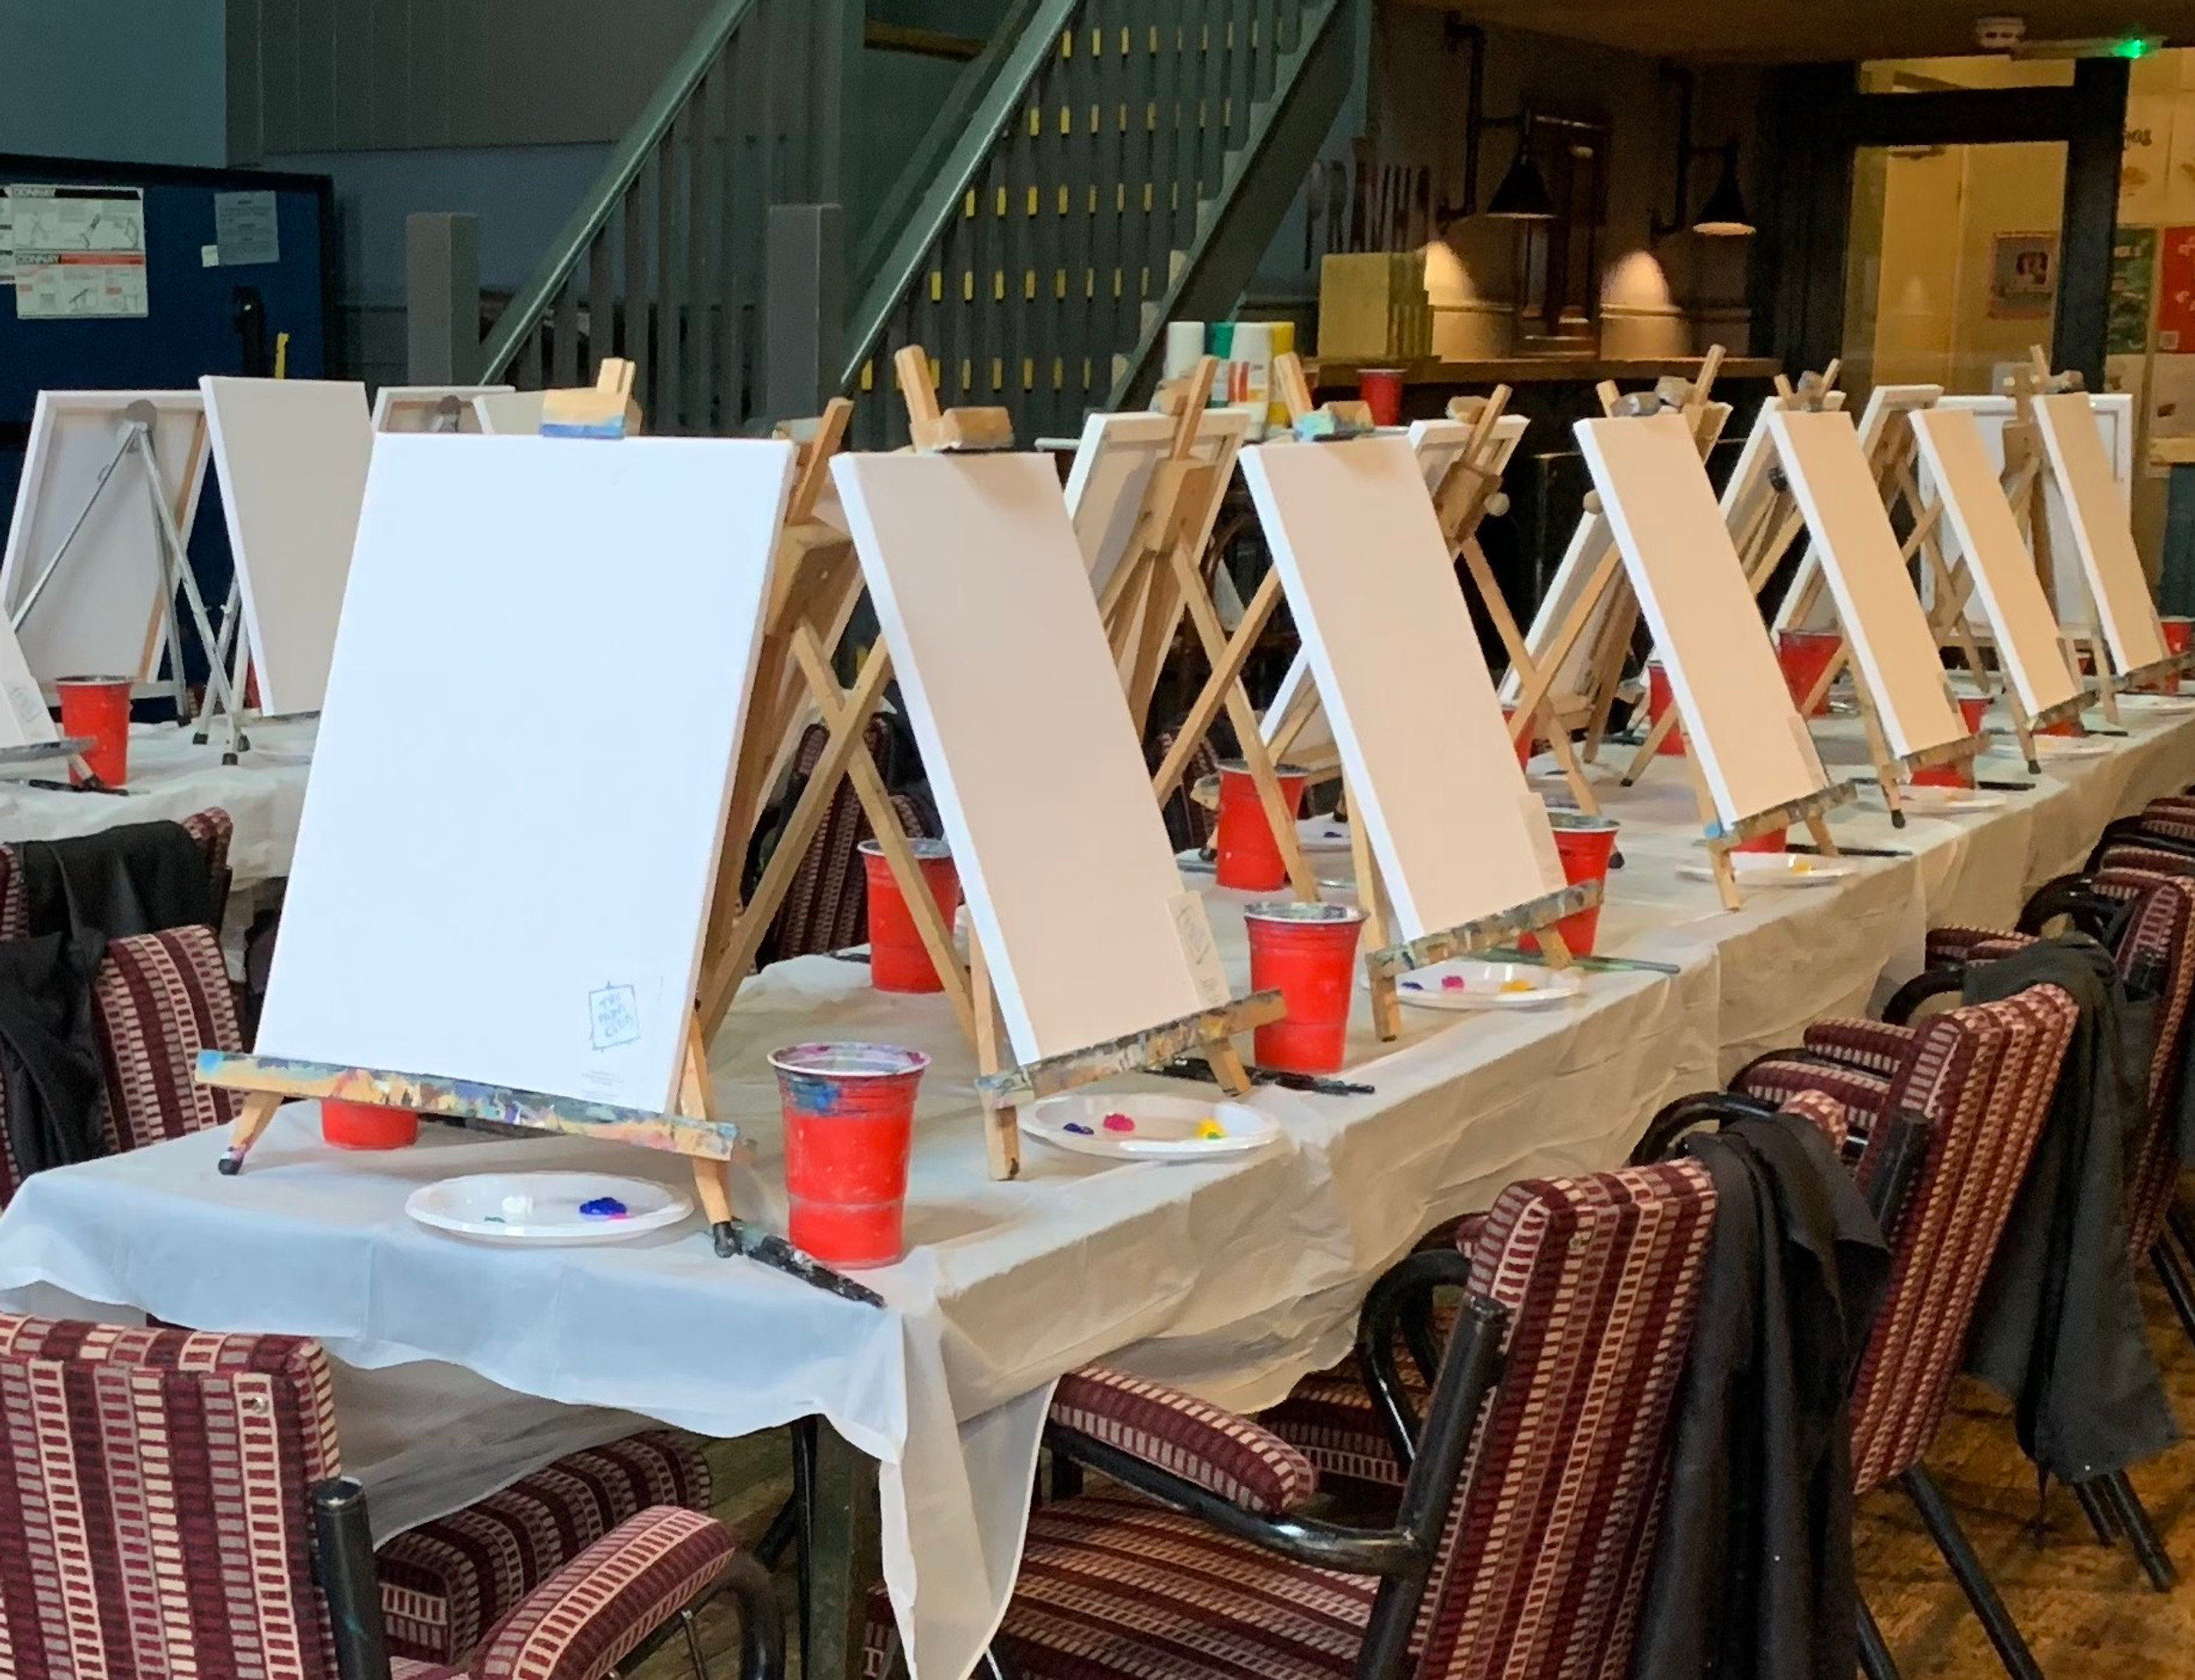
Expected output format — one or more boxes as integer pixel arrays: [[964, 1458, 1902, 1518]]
[[1987, 233, 2058, 319], [2158, 225, 2195, 350], [6, 185, 148, 319], [2109, 226, 2158, 355]]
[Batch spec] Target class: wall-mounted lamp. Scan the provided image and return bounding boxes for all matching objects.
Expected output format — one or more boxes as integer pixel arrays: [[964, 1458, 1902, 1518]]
[[1439, 19, 1557, 223], [1652, 66, 1754, 239]]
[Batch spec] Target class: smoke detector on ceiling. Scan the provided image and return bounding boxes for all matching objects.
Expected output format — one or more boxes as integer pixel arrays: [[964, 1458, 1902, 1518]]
[[1975, 14, 2028, 50]]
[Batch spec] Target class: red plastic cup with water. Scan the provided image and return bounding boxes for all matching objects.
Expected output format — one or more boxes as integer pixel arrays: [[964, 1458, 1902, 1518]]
[[1912, 693, 1991, 789], [55, 675, 131, 788], [2163, 616, 2191, 694], [1358, 369, 1405, 427], [1244, 901, 1367, 1073], [859, 839, 961, 994], [1501, 706, 1533, 769], [1522, 813, 1619, 957], [1215, 760, 1308, 891], [1646, 662, 1686, 756], [1777, 629, 1842, 717], [772, 1043, 928, 1268]]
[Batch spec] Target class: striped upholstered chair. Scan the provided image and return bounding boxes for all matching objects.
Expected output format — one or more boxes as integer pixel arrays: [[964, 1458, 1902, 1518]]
[[1731, 986, 2078, 1680], [0, 805, 235, 939], [0, 1314, 781, 1680], [0, 922, 721, 1669], [863, 1162, 1720, 1680]]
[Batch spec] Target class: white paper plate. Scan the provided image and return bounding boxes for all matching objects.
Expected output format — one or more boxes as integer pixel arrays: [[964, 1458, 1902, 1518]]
[[1020, 1093, 1282, 1160], [1895, 786, 2006, 815], [1382, 958, 1585, 1011], [406, 1173, 693, 1245], [2029, 734, 2112, 758], [2116, 693, 2195, 713], [1678, 853, 1854, 887]]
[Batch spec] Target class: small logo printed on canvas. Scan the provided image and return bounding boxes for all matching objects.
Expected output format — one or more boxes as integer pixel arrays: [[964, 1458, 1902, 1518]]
[[589, 982, 641, 1051]]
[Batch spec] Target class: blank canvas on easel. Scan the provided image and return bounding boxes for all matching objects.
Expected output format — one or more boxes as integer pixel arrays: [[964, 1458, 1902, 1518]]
[[201, 378, 375, 715], [1241, 435, 1565, 937], [0, 390, 209, 684], [371, 385, 513, 433], [255, 434, 793, 1112], [1767, 409, 1967, 759], [833, 451, 1208, 1065], [1066, 407, 1249, 600], [2032, 391, 2170, 674], [1907, 407, 2083, 721], [1575, 413, 1831, 826]]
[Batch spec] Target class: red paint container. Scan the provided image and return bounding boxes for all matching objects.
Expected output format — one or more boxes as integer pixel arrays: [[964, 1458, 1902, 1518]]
[[1357, 369, 1406, 427], [1215, 760, 1308, 891], [1735, 828, 1787, 855], [1244, 901, 1367, 1073], [771, 1043, 928, 1268], [2162, 616, 2191, 693], [320, 1100, 420, 1151], [1645, 662, 1686, 756], [1777, 629, 1842, 717], [1501, 706, 1533, 769], [1522, 813, 1620, 957], [55, 675, 131, 788], [859, 839, 961, 994], [1912, 693, 1992, 789]]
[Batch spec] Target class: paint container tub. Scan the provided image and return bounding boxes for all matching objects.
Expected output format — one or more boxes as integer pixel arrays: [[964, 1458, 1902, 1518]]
[[1645, 661, 1686, 757], [2039, 712, 2088, 738], [772, 1043, 929, 1269], [1735, 828, 1787, 855], [859, 839, 961, 994], [1215, 760, 1309, 891], [320, 1100, 420, 1151], [1777, 629, 1843, 717], [2163, 616, 2191, 693], [1245, 901, 1367, 1074], [1501, 706, 1533, 769], [1358, 369, 1406, 427], [54, 675, 131, 788], [1522, 814, 1620, 957], [1911, 693, 1992, 789]]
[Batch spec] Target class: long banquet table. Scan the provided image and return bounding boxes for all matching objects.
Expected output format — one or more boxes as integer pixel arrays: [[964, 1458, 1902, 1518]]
[[3, 706, 2193, 1680]]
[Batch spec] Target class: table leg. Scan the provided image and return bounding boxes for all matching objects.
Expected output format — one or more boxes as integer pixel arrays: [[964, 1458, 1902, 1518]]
[[807, 1419, 882, 1680]]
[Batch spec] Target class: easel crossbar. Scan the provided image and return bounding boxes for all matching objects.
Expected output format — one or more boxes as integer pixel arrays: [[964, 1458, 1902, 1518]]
[[195, 1051, 743, 1159], [1705, 781, 1856, 846], [974, 990, 1287, 1103], [1362, 882, 1598, 981]]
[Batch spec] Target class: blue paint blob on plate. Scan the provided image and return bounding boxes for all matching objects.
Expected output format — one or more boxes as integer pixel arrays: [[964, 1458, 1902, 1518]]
[[579, 1196, 630, 1219]]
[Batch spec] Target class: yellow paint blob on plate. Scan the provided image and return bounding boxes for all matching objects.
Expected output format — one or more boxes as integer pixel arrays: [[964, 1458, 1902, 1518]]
[[1499, 978, 1536, 994]]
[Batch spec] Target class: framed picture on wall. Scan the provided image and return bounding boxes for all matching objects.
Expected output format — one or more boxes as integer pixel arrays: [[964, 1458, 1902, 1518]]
[[1989, 232, 2059, 319]]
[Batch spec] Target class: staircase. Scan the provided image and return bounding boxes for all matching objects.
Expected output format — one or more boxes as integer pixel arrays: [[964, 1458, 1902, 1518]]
[[477, 0, 1354, 444]]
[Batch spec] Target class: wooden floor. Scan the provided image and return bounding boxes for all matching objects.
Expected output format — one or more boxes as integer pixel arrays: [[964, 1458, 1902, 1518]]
[[637, 1267, 2195, 1680]]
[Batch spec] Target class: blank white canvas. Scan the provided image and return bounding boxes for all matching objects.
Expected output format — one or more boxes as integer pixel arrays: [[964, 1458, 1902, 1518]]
[[371, 385, 512, 433], [256, 434, 792, 1113], [833, 452, 1207, 1065], [2033, 391, 2170, 673], [201, 378, 374, 715], [1772, 387, 1924, 634], [0, 391, 209, 684], [1906, 408, 2081, 720], [1065, 407, 1249, 600], [1576, 414, 1831, 826], [473, 391, 551, 435], [1767, 410, 1966, 760], [1503, 402, 1735, 707], [0, 622, 55, 751], [1241, 436, 1565, 938], [1266, 415, 1528, 757]]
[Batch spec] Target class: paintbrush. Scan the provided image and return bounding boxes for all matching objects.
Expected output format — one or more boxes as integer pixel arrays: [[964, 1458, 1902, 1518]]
[[1789, 842, 1909, 858], [1976, 779, 2035, 792], [1159, 1056, 1374, 1097], [22, 778, 127, 795], [716, 1222, 885, 1307], [1481, 945, 1680, 977]]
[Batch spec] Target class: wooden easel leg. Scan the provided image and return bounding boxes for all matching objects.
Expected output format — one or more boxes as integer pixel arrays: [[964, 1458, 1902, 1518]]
[[1620, 707, 1680, 786], [1205, 1034, 1256, 1094], [1369, 971, 1404, 1043], [217, 1091, 283, 1174], [1542, 728, 1602, 815], [1803, 810, 1839, 856], [970, 934, 1020, 1181], [1849, 671, 1908, 829], [1536, 925, 1574, 970], [677, 1018, 745, 1256], [2007, 699, 2042, 774], [1343, 779, 1389, 951], [1676, 729, 1745, 912], [2093, 635, 2122, 722]]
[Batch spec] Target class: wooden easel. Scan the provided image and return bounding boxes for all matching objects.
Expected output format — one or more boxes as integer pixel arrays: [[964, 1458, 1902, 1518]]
[[1101, 356, 1317, 900], [1506, 348, 1731, 778], [713, 347, 1282, 1179]]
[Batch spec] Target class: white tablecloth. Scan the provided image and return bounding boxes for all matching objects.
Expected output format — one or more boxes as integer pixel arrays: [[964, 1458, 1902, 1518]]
[[3, 706, 2194, 1680], [0, 716, 315, 890]]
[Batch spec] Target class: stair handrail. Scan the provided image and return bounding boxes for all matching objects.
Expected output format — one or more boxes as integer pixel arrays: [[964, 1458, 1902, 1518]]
[[836, 0, 1084, 397], [479, 0, 763, 384]]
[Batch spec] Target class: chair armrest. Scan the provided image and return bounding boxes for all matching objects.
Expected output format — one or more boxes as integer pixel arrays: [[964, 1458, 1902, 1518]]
[[1050, 1367, 1318, 1515], [1802, 1017, 1918, 1073], [471, 1508, 777, 1680], [1925, 926, 2031, 970]]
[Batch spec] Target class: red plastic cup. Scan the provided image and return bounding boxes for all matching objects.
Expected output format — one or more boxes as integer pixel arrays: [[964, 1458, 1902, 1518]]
[[1358, 368, 1406, 427], [859, 839, 961, 994], [2039, 711, 2088, 738], [1215, 760, 1308, 891], [1501, 705, 1533, 769], [1646, 661, 1686, 756], [1956, 693, 1990, 736], [2162, 616, 2191, 693], [320, 1100, 420, 1151], [1521, 813, 1620, 957], [1777, 629, 1842, 717], [1912, 693, 1991, 789], [55, 675, 131, 788], [772, 1043, 927, 1268], [1244, 901, 1367, 1073]]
